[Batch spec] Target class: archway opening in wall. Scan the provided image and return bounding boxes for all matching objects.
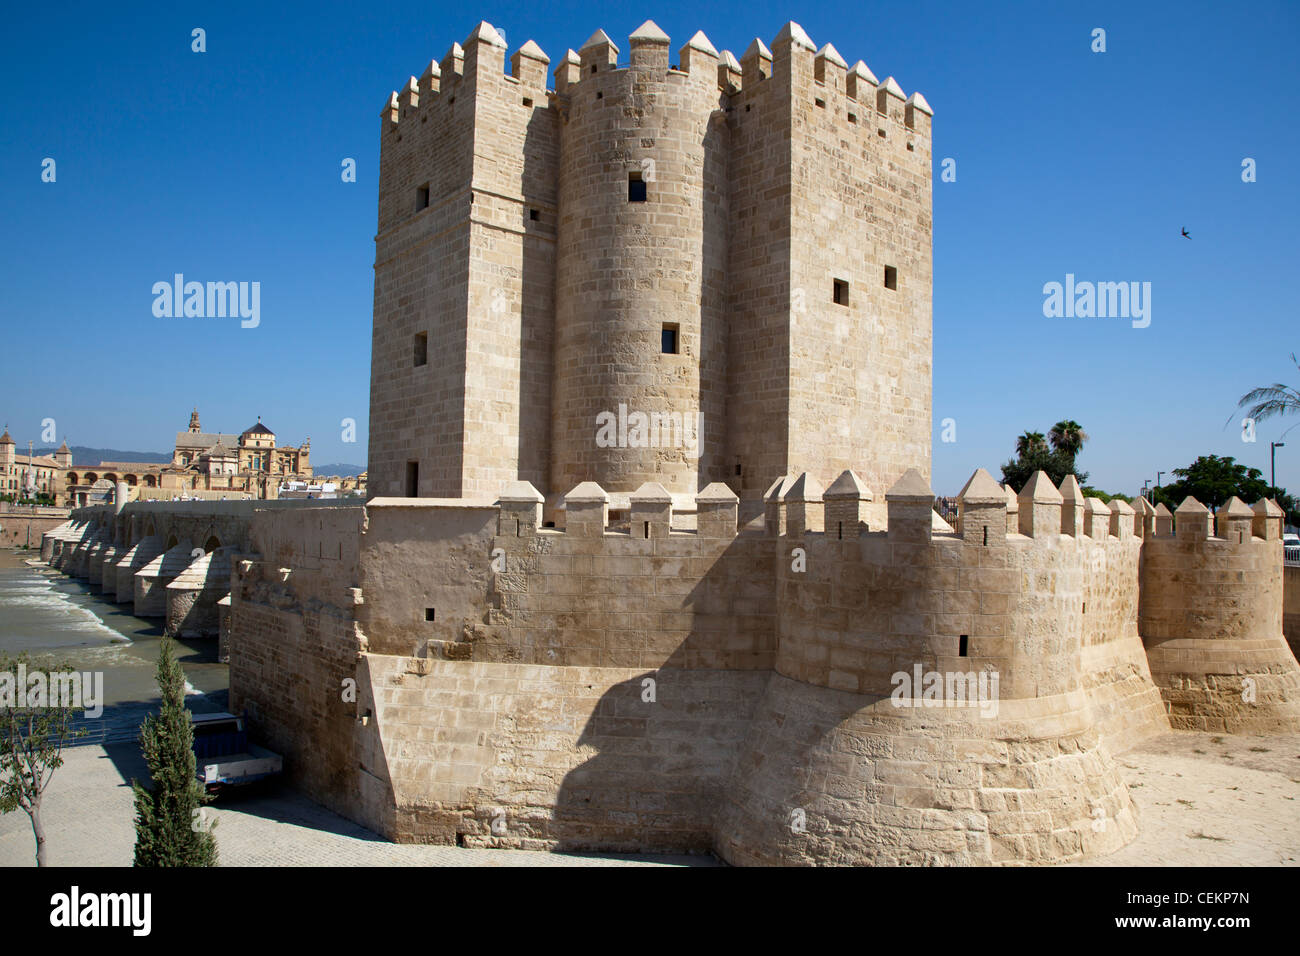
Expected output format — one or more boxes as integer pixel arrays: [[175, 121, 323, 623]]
[[165, 534, 178, 550], [84, 473, 98, 484], [125, 475, 138, 486], [67, 473, 79, 486], [145, 475, 157, 487], [203, 535, 220, 553], [145, 521, 156, 538]]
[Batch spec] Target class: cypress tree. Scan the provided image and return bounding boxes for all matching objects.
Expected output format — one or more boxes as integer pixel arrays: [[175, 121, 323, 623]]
[[132, 636, 217, 866]]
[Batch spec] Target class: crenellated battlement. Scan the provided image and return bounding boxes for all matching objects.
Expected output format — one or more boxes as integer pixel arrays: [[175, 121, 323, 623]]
[[380, 19, 932, 140]]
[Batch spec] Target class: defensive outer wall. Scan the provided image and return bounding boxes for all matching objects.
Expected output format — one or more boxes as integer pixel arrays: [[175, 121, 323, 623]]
[[40, 469, 1300, 865]]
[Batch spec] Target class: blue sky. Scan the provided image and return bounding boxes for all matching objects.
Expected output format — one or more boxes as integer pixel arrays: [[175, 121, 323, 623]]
[[1, 0, 1297, 494]]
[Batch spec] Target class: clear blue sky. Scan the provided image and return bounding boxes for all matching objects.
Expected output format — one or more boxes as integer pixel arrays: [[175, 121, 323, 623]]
[[2, 0, 1297, 493]]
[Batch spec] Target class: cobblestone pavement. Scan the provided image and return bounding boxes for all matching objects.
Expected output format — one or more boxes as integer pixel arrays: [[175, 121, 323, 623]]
[[3, 732, 1296, 867]]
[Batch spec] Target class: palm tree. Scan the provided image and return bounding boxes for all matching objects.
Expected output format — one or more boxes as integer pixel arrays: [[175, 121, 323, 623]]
[[1237, 353, 1300, 425], [1048, 420, 1089, 458], [1015, 431, 1048, 458]]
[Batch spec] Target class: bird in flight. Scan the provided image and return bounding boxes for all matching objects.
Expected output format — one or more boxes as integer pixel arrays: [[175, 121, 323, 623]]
[[1181, 227, 1191, 239]]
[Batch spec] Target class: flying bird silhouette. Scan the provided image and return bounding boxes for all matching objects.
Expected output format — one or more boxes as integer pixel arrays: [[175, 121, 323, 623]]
[[1181, 227, 1191, 239]]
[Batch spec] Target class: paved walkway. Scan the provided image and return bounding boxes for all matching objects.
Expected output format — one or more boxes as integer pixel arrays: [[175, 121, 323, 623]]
[[2, 732, 1296, 867], [0, 743, 714, 867]]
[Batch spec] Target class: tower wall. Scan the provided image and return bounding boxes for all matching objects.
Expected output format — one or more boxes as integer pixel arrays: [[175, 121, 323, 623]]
[[1141, 530, 1300, 732], [549, 37, 728, 497]]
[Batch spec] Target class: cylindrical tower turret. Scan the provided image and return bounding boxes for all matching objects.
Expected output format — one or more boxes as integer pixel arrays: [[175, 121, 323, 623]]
[[550, 23, 726, 498]]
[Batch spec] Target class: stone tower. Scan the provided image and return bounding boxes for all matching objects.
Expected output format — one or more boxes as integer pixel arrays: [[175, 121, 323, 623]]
[[367, 20, 933, 507]]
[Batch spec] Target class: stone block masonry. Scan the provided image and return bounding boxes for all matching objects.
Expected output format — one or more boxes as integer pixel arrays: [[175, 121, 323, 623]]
[[367, 19, 933, 510]]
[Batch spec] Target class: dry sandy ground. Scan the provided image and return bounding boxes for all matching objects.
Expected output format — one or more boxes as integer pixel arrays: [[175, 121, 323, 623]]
[[1084, 731, 1300, 866], [1, 730, 1296, 867]]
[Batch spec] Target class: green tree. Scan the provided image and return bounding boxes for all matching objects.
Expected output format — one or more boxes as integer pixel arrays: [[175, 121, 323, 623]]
[[0, 655, 87, 866], [1001, 446, 1087, 492], [1048, 420, 1090, 458], [132, 637, 217, 867], [1236, 353, 1300, 425], [1015, 431, 1048, 458], [1152, 455, 1270, 510]]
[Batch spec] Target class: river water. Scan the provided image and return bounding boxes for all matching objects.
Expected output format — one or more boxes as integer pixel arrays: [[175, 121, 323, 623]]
[[0, 551, 229, 743]]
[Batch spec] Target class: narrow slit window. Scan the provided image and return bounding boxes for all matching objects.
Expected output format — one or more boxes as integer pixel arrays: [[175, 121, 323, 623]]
[[833, 278, 850, 306], [959, 635, 969, 657], [416, 184, 430, 211], [661, 323, 679, 354], [884, 265, 898, 290], [413, 331, 428, 367], [405, 460, 419, 498], [628, 170, 647, 202]]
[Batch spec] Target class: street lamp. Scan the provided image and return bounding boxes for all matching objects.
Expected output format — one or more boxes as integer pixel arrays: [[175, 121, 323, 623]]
[[1271, 442, 1285, 491]]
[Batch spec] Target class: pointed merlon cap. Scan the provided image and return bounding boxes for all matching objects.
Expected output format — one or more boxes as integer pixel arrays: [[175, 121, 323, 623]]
[[1085, 496, 1110, 514], [582, 29, 619, 53], [564, 481, 608, 504], [1108, 497, 1135, 515], [850, 60, 878, 84], [1153, 502, 1173, 518], [815, 42, 847, 69], [824, 469, 872, 501], [516, 39, 550, 63], [720, 49, 741, 70], [763, 474, 797, 501], [1175, 496, 1209, 515], [1219, 495, 1253, 518], [466, 21, 507, 48], [631, 20, 669, 43], [886, 468, 934, 502], [382, 91, 399, 116], [785, 472, 824, 502], [497, 480, 545, 504], [684, 30, 718, 56], [446, 41, 464, 58], [879, 76, 905, 98], [1134, 496, 1155, 515], [957, 468, 1005, 504], [1058, 474, 1086, 503], [630, 481, 673, 503], [743, 37, 773, 60], [906, 91, 933, 115], [1254, 497, 1285, 517], [422, 58, 442, 79], [774, 21, 816, 51], [697, 481, 739, 503], [1018, 470, 1063, 504], [1005, 485, 1018, 508]]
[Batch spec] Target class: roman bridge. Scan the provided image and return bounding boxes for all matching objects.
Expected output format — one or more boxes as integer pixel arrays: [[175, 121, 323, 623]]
[[40, 489, 358, 648]]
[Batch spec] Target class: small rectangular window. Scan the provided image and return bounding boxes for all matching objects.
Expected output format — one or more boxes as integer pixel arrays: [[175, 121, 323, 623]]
[[815, 98, 826, 109], [529, 208, 539, 221], [416, 184, 430, 211], [847, 112, 857, 124], [628, 170, 647, 203], [884, 265, 898, 290], [661, 323, 679, 354], [833, 279, 850, 306], [413, 331, 428, 367], [522, 97, 533, 107], [959, 635, 968, 657], [405, 461, 419, 497], [425, 608, 436, 621]]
